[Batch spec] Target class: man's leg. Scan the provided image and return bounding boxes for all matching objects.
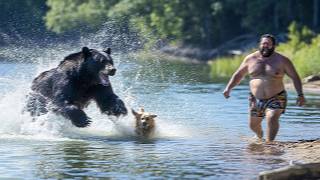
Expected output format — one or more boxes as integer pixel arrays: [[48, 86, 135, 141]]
[[249, 116, 264, 139], [265, 109, 283, 142]]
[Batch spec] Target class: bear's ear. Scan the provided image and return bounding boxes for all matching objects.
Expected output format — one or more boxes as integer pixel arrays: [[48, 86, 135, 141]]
[[82, 47, 91, 58], [104, 48, 111, 55]]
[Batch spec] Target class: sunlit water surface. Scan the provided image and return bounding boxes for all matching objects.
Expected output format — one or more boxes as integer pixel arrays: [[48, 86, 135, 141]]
[[0, 43, 319, 180]]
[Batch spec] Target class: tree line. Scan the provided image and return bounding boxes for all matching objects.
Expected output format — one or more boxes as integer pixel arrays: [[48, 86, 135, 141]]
[[1, 0, 320, 49]]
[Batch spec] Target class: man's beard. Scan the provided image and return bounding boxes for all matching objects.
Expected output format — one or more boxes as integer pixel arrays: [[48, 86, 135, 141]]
[[259, 47, 274, 57]]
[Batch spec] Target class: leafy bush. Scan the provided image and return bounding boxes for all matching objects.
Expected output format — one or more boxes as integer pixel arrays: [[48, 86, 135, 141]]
[[291, 35, 320, 77], [278, 22, 319, 78]]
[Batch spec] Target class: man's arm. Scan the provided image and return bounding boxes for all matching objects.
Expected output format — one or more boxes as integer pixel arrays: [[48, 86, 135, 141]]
[[284, 58, 305, 106], [223, 58, 249, 98]]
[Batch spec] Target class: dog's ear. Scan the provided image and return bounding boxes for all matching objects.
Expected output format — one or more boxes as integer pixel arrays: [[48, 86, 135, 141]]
[[131, 109, 139, 117]]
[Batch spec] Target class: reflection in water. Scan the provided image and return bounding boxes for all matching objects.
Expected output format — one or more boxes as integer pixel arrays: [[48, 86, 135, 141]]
[[33, 141, 92, 179], [34, 141, 119, 179], [33, 139, 170, 179], [58, 141, 96, 178]]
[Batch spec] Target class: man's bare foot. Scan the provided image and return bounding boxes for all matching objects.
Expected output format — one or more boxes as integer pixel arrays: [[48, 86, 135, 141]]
[[252, 135, 265, 143]]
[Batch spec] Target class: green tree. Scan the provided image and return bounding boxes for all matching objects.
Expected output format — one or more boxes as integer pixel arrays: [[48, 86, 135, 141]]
[[0, 0, 48, 40], [45, 0, 119, 33], [43, 0, 320, 49]]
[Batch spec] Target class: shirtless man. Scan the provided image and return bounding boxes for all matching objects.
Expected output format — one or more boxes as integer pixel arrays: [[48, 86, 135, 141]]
[[223, 34, 305, 143]]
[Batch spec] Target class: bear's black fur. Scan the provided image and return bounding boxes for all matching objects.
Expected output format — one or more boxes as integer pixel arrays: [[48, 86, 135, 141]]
[[26, 47, 127, 127]]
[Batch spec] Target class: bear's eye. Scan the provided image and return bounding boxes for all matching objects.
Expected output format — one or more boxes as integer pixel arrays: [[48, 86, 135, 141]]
[[92, 54, 99, 60], [93, 54, 105, 63], [104, 58, 113, 65], [100, 58, 106, 64]]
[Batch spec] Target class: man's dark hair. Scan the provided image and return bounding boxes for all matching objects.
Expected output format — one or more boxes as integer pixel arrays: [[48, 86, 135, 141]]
[[260, 34, 276, 45]]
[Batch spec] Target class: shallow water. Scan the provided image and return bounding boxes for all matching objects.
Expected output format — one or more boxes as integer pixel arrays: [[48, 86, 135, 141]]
[[0, 45, 319, 179]]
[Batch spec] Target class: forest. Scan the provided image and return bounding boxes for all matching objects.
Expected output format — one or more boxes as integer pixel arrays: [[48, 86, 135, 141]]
[[1, 0, 320, 49]]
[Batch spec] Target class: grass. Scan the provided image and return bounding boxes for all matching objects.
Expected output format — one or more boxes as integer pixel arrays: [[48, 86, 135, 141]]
[[209, 55, 244, 80]]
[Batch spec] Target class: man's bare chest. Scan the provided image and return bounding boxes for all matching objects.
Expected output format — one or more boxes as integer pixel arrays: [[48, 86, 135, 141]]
[[248, 60, 284, 78]]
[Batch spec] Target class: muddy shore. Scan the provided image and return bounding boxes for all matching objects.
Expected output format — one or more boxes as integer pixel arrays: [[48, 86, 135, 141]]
[[257, 140, 320, 179], [275, 139, 320, 164]]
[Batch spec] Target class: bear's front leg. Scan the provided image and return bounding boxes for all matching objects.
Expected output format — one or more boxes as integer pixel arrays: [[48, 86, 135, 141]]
[[53, 83, 92, 127], [110, 95, 128, 116], [93, 85, 128, 117], [60, 105, 91, 127]]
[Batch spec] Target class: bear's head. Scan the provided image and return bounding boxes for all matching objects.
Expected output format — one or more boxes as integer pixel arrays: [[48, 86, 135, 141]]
[[79, 47, 117, 86], [81, 47, 116, 76]]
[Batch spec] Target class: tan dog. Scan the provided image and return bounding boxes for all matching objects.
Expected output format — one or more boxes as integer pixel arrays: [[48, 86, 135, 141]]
[[132, 108, 157, 137]]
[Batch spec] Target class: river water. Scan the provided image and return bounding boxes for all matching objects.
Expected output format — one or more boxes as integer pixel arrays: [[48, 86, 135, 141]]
[[0, 44, 319, 180]]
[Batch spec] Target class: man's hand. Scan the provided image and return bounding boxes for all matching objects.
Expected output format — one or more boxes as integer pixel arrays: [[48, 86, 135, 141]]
[[296, 95, 306, 106], [223, 89, 231, 99]]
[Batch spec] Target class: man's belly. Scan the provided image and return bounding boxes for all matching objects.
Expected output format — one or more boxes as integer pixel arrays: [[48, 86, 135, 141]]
[[249, 78, 285, 99]]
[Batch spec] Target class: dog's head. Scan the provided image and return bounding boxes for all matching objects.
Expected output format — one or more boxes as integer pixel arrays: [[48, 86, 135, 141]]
[[132, 108, 157, 132]]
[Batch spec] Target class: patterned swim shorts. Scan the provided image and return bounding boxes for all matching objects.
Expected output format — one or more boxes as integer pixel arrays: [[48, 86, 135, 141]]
[[249, 90, 287, 117]]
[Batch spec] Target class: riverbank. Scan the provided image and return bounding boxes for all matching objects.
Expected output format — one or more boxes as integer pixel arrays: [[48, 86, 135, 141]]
[[258, 139, 320, 179], [134, 51, 320, 94], [131, 50, 208, 64], [286, 80, 320, 95], [280, 139, 320, 163]]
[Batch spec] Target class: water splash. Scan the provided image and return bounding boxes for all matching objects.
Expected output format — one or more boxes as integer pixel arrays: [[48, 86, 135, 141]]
[[0, 23, 194, 140]]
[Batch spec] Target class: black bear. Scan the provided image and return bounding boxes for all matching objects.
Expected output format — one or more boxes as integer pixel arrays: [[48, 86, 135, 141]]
[[26, 47, 128, 127]]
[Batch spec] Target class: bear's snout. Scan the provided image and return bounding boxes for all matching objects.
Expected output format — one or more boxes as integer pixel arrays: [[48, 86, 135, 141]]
[[108, 68, 116, 76]]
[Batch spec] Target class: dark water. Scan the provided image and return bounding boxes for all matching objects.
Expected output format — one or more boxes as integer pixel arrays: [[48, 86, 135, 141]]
[[0, 47, 319, 179]]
